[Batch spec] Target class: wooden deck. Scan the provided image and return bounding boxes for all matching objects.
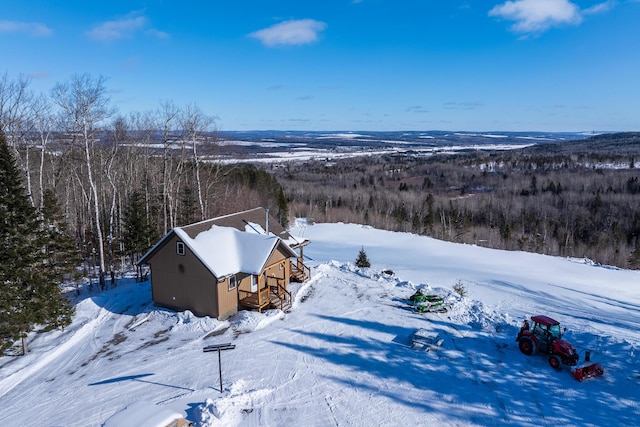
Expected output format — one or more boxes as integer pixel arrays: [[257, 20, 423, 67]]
[[239, 284, 292, 312], [239, 288, 271, 311], [238, 259, 308, 313]]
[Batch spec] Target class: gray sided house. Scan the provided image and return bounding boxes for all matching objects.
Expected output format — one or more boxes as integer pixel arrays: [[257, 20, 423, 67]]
[[138, 207, 310, 320]]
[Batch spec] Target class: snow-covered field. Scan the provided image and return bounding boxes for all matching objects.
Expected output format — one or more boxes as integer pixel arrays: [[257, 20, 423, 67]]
[[1, 222, 639, 426]]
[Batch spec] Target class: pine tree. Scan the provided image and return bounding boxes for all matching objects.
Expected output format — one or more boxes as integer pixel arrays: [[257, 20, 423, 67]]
[[40, 189, 78, 329], [0, 132, 74, 353], [276, 187, 289, 227], [179, 186, 197, 225], [355, 246, 371, 268], [629, 238, 640, 270], [122, 191, 156, 264], [0, 131, 42, 353]]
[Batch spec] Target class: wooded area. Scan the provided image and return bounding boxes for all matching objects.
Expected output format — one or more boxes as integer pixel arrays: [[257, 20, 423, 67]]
[[269, 134, 640, 269], [2, 74, 288, 260], [0, 131, 75, 353], [1, 72, 289, 352]]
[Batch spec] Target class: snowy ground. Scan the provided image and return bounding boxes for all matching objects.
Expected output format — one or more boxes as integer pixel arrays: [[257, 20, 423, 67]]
[[1, 222, 639, 426]]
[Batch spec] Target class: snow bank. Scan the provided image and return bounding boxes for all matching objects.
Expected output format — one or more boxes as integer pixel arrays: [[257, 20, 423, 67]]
[[103, 401, 185, 427]]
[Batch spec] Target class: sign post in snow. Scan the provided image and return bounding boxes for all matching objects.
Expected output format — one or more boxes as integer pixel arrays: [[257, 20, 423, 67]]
[[203, 343, 236, 392]]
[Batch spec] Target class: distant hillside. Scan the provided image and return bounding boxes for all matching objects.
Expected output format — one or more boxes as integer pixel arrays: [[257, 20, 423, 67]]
[[526, 132, 640, 155]]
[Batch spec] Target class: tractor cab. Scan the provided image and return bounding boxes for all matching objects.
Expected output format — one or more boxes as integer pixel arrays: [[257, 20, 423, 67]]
[[517, 314, 580, 368], [530, 315, 562, 351]]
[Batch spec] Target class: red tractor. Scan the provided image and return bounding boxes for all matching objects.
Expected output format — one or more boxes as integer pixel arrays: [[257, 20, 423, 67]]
[[516, 315, 603, 381]]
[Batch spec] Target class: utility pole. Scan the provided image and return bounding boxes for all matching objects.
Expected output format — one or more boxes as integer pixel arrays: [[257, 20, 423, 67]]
[[203, 343, 236, 392]]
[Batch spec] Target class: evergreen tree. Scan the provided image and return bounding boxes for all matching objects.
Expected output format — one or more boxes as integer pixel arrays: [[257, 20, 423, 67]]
[[424, 193, 436, 231], [276, 187, 289, 227], [122, 191, 156, 264], [40, 189, 79, 329], [629, 238, 640, 270], [179, 186, 197, 225], [0, 131, 74, 353], [0, 131, 39, 353], [355, 246, 371, 268]]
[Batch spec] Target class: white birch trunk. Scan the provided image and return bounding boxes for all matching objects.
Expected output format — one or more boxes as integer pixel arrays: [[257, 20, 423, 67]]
[[83, 124, 106, 274]]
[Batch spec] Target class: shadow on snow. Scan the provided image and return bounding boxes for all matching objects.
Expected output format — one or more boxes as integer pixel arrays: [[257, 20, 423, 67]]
[[271, 312, 639, 426]]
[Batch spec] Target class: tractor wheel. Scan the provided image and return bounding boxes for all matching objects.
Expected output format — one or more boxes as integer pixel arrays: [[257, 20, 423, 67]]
[[519, 337, 534, 355], [549, 355, 561, 370]]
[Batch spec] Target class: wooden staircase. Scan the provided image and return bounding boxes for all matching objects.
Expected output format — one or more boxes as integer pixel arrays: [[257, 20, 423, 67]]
[[269, 284, 292, 312], [291, 260, 311, 283]]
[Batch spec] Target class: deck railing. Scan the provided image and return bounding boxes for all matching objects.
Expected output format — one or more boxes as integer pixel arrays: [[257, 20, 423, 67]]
[[239, 287, 271, 311], [270, 283, 292, 311], [292, 259, 311, 282]]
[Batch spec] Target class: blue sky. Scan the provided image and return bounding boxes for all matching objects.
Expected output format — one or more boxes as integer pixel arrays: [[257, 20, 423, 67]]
[[1, 0, 638, 132]]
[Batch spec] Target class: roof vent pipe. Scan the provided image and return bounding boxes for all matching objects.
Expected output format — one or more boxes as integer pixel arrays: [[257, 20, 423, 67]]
[[265, 208, 269, 235]]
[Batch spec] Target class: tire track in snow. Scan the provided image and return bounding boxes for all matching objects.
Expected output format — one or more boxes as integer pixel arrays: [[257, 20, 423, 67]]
[[0, 305, 111, 399]]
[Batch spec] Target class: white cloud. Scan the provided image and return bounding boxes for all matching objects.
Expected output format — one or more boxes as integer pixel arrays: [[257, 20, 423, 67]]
[[584, 1, 617, 15], [0, 20, 52, 37], [146, 28, 170, 39], [88, 12, 168, 41], [249, 19, 327, 47], [88, 15, 147, 41], [489, 0, 582, 33]]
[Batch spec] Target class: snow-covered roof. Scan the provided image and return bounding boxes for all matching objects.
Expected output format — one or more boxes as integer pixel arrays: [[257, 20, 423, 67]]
[[138, 208, 304, 273], [245, 220, 309, 248], [244, 221, 269, 235], [175, 224, 293, 278], [245, 221, 309, 248], [283, 233, 310, 249]]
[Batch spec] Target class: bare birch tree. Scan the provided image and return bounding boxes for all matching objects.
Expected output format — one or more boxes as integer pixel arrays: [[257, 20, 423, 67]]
[[155, 101, 180, 233], [105, 115, 127, 274], [180, 103, 216, 220], [0, 73, 38, 205], [50, 74, 114, 283], [128, 110, 156, 229], [31, 94, 54, 209]]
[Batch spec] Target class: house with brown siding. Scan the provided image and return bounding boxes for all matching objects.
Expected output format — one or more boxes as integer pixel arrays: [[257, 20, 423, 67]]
[[138, 207, 309, 320]]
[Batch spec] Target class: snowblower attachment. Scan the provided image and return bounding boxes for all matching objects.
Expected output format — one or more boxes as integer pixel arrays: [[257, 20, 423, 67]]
[[572, 363, 604, 381], [571, 351, 604, 381]]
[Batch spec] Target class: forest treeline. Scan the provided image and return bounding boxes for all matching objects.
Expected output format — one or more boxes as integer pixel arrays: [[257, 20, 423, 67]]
[[0, 72, 288, 286], [268, 135, 640, 269]]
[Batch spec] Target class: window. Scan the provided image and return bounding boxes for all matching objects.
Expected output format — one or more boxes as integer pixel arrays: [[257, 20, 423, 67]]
[[228, 275, 237, 291], [176, 242, 185, 256]]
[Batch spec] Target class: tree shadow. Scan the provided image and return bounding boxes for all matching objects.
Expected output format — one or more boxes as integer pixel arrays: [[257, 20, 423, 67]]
[[270, 311, 638, 426], [89, 372, 194, 393], [72, 277, 156, 317]]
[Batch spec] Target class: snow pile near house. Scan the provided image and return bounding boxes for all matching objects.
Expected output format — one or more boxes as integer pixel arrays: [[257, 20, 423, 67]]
[[150, 310, 226, 334], [232, 309, 285, 334], [103, 401, 185, 427]]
